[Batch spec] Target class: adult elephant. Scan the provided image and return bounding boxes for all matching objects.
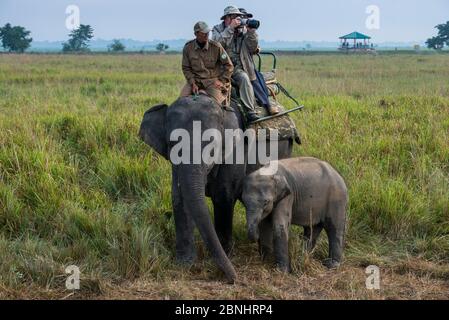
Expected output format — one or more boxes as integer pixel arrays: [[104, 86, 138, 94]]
[[139, 95, 294, 282]]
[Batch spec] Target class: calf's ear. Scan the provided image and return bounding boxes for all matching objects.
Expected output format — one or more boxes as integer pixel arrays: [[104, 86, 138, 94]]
[[273, 174, 291, 201]]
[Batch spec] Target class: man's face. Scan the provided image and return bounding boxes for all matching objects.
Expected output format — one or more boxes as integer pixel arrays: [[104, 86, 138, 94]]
[[195, 31, 209, 44], [224, 14, 239, 26]]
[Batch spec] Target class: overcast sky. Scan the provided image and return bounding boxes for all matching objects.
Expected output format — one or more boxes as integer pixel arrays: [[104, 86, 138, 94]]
[[0, 0, 448, 42]]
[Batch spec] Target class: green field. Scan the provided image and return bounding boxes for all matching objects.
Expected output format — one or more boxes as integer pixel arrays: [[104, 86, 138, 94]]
[[0, 53, 448, 299]]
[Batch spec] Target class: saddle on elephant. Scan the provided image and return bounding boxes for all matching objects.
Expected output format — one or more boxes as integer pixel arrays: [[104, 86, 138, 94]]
[[228, 52, 302, 145]]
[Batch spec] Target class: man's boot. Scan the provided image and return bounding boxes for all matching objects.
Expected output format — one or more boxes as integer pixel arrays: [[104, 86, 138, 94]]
[[268, 103, 280, 115], [247, 111, 260, 123]]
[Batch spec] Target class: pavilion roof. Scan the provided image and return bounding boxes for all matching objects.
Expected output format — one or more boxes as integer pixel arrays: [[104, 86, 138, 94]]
[[339, 32, 371, 40]]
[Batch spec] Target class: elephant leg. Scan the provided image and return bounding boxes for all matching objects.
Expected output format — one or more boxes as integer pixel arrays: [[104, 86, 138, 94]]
[[258, 216, 273, 261], [172, 167, 196, 265], [272, 196, 293, 272], [212, 188, 236, 255], [302, 223, 323, 252], [273, 222, 290, 272], [324, 214, 345, 269], [212, 163, 244, 255]]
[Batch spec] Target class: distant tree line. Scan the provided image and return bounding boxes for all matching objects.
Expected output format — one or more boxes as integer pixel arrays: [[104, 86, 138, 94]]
[[3, 19, 448, 53]]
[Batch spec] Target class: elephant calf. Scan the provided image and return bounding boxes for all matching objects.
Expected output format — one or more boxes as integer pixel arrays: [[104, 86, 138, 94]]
[[241, 157, 348, 272]]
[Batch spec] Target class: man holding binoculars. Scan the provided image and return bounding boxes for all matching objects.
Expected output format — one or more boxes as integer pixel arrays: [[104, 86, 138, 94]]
[[212, 6, 279, 122]]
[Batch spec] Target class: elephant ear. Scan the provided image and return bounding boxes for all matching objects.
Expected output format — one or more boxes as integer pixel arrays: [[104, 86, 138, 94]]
[[273, 174, 291, 202], [139, 104, 169, 160]]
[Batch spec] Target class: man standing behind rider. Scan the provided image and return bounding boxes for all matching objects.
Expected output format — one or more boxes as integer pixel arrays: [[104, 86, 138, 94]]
[[212, 6, 262, 122]]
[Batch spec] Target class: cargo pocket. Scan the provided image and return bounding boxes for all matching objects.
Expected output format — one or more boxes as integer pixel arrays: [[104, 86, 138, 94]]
[[190, 56, 203, 69], [204, 57, 217, 69]]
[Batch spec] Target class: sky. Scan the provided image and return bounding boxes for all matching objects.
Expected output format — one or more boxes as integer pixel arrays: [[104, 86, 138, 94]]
[[0, 0, 448, 42]]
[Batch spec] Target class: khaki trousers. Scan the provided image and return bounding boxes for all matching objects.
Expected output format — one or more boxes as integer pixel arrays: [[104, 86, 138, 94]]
[[180, 81, 227, 105], [232, 69, 257, 112]]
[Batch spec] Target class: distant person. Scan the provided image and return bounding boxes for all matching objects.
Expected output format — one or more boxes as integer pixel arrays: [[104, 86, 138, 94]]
[[180, 21, 234, 106]]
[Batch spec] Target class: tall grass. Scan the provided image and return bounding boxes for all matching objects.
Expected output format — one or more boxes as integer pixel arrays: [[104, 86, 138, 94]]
[[0, 53, 448, 291]]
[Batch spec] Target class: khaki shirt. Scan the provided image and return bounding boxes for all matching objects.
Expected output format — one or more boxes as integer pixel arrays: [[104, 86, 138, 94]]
[[182, 39, 234, 88]]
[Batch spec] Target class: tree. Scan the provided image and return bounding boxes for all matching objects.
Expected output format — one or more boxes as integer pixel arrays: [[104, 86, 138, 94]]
[[156, 43, 169, 53], [0, 23, 33, 53], [426, 36, 444, 50], [426, 21, 449, 50], [108, 39, 125, 52], [62, 24, 94, 52]]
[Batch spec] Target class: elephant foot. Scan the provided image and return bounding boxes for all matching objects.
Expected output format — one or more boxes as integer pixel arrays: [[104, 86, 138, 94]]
[[175, 251, 197, 266], [323, 258, 341, 269], [225, 271, 237, 285], [258, 245, 273, 261], [275, 263, 292, 273]]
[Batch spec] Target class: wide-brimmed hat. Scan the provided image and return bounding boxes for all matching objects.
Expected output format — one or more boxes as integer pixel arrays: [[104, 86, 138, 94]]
[[238, 8, 253, 18], [220, 6, 243, 20], [194, 21, 211, 34]]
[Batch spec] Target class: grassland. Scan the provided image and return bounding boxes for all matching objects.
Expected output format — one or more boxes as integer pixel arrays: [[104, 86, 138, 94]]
[[0, 53, 448, 299]]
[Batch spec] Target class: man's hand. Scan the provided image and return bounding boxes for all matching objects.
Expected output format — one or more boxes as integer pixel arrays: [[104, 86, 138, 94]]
[[230, 18, 241, 30], [191, 83, 199, 95], [214, 79, 224, 89]]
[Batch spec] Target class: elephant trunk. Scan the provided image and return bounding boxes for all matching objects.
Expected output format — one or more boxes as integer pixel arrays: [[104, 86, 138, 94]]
[[178, 164, 237, 283], [246, 210, 260, 243], [247, 223, 260, 243]]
